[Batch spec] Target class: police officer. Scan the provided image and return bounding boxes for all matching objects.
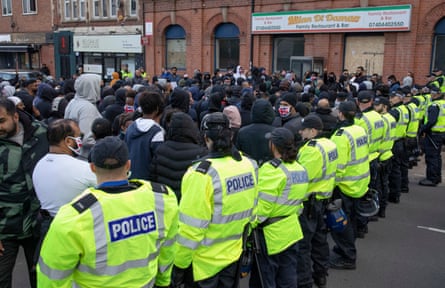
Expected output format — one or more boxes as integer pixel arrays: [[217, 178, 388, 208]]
[[329, 101, 370, 270], [296, 115, 338, 288], [419, 86, 445, 186], [373, 97, 396, 218], [388, 90, 410, 203], [37, 136, 179, 287], [403, 89, 421, 169], [249, 127, 308, 288], [174, 112, 258, 288], [354, 90, 384, 236]]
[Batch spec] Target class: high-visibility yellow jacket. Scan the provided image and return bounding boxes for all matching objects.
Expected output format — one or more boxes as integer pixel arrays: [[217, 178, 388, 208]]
[[37, 180, 179, 288], [331, 124, 370, 198], [405, 102, 421, 138], [379, 112, 397, 161], [391, 103, 410, 140], [297, 137, 338, 200], [255, 158, 308, 255], [425, 99, 445, 133], [355, 109, 385, 161], [175, 155, 258, 281]]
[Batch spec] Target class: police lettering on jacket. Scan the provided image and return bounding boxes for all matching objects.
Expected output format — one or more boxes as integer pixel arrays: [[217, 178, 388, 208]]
[[356, 135, 368, 147], [108, 211, 156, 242], [226, 172, 255, 194]]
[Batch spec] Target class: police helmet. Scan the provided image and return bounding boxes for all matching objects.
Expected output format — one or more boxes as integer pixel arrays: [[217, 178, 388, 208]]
[[325, 199, 348, 232], [356, 189, 380, 217], [200, 112, 230, 132]]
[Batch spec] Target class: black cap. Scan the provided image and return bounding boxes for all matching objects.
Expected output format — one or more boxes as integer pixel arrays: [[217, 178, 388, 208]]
[[280, 92, 297, 108], [373, 97, 391, 107], [89, 136, 129, 169], [265, 127, 294, 149], [390, 90, 405, 98], [339, 101, 357, 114], [357, 90, 374, 103], [301, 115, 324, 130], [200, 112, 230, 131], [430, 86, 441, 94]]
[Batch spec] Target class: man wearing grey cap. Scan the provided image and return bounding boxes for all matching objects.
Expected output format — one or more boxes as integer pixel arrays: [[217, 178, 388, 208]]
[[38, 136, 179, 288], [297, 115, 338, 288]]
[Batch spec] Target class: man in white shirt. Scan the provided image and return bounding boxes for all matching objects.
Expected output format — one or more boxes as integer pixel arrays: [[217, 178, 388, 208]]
[[33, 119, 97, 218]]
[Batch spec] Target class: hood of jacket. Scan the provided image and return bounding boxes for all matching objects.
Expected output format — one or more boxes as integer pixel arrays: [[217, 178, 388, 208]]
[[36, 83, 57, 101], [167, 112, 201, 144], [251, 99, 275, 124], [74, 73, 101, 103], [115, 87, 127, 106], [170, 88, 190, 112]]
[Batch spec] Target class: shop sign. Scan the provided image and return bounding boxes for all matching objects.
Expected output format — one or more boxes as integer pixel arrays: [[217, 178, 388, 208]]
[[252, 5, 411, 34], [73, 35, 142, 53]]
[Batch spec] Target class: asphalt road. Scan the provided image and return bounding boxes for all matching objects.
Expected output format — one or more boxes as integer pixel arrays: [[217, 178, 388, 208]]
[[12, 155, 445, 288]]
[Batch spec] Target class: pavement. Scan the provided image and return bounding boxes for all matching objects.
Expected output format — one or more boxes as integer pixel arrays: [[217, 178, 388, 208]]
[[12, 154, 445, 288]]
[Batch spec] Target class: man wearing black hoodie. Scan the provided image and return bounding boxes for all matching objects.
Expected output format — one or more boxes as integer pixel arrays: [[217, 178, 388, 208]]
[[236, 99, 275, 165]]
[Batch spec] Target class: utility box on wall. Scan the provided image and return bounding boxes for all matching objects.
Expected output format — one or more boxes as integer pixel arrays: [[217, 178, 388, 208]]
[[290, 56, 324, 81]]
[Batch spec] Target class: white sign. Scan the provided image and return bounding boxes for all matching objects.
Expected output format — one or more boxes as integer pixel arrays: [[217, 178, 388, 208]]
[[0, 34, 11, 42], [252, 5, 411, 34], [73, 35, 142, 53], [83, 64, 103, 74], [145, 22, 153, 36]]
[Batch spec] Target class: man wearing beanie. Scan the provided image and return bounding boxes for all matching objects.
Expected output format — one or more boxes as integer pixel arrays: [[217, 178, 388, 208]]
[[272, 92, 305, 142], [329, 101, 370, 270], [297, 115, 339, 288], [38, 136, 179, 287]]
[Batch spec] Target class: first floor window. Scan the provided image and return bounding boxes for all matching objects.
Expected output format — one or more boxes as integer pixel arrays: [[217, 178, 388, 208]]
[[214, 23, 240, 71], [166, 25, 187, 70], [64, 0, 71, 18], [432, 18, 445, 71], [2, 0, 12, 16], [23, 0, 37, 14]]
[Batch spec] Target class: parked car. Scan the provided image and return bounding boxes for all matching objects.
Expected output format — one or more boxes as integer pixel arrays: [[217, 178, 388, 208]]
[[0, 70, 43, 85]]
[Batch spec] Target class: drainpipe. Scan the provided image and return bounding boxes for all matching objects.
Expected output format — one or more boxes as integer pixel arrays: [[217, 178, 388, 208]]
[[250, 0, 255, 70]]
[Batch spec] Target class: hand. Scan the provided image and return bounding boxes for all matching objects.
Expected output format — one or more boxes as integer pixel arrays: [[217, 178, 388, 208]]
[[0, 240, 4, 256]]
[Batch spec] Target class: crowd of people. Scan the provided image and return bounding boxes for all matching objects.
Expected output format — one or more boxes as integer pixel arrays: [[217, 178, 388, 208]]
[[0, 63, 444, 288]]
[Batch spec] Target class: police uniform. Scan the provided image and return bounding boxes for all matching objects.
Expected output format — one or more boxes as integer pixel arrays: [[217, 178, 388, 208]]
[[329, 102, 370, 269], [296, 116, 338, 288], [388, 94, 410, 203], [419, 88, 445, 186], [374, 97, 397, 218], [405, 98, 421, 169], [175, 112, 258, 288], [250, 156, 308, 288], [37, 137, 179, 288]]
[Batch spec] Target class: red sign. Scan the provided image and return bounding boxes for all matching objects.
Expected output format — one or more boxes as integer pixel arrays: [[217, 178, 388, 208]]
[[141, 36, 150, 46]]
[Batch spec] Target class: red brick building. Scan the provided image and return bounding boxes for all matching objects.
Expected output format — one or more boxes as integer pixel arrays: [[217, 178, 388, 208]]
[[143, 0, 445, 84]]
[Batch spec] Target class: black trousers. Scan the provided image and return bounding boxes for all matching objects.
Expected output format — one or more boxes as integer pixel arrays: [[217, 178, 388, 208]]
[[389, 140, 404, 200], [249, 228, 299, 288], [424, 134, 444, 183], [297, 199, 329, 287], [0, 237, 37, 288], [196, 262, 238, 288], [330, 188, 358, 262], [376, 159, 392, 211]]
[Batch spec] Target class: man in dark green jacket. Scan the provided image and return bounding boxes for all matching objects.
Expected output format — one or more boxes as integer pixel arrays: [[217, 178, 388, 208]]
[[0, 98, 48, 288]]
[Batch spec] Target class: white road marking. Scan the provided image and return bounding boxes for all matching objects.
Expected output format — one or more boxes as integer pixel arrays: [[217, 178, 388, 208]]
[[417, 226, 445, 234]]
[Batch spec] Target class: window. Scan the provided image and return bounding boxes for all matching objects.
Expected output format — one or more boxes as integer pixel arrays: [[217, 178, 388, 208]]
[[2, 0, 12, 16], [273, 36, 305, 73], [432, 18, 445, 71], [64, 0, 71, 18], [63, 0, 87, 20], [214, 23, 240, 70], [23, 0, 37, 14], [110, 0, 119, 17], [166, 25, 186, 70], [93, 0, 99, 17], [130, 0, 136, 16]]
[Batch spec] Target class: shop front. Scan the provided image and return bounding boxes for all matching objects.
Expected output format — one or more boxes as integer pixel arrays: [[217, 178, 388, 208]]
[[73, 34, 143, 83]]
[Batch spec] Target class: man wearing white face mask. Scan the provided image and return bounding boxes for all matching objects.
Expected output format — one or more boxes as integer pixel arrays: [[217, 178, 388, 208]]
[[272, 92, 306, 143], [32, 119, 97, 267]]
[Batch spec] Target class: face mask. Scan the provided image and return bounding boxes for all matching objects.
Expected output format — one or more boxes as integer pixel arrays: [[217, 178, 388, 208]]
[[278, 105, 291, 118], [67, 136, 83, 156]]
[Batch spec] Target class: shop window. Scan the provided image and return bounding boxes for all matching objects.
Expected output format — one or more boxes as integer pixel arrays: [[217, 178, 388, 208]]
[[214, 23, 240, 71], [23, 0, 37, 14], [2, 0, 12, 16], [432, 17, 445, 71], [273, 36, 304, 73], [166, 25, 186, 70]]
